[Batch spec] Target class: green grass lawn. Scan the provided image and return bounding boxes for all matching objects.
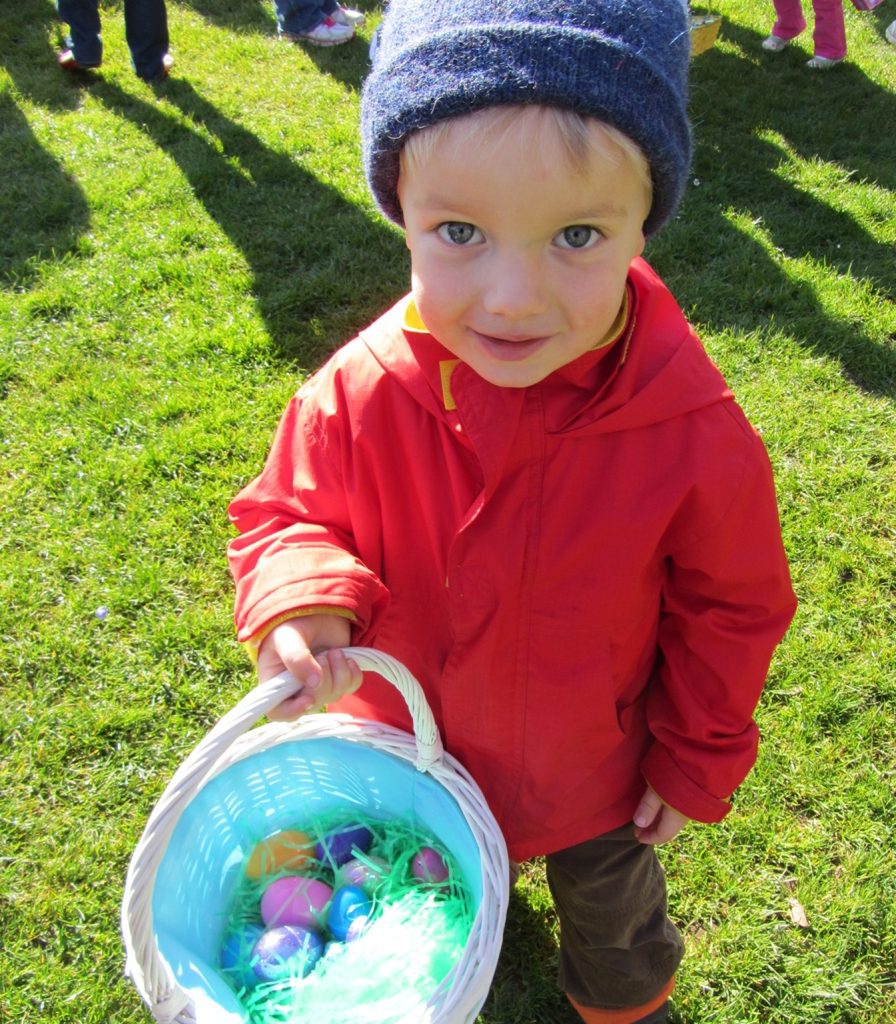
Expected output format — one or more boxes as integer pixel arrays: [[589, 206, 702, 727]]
[[1, 1, 894, 1021]]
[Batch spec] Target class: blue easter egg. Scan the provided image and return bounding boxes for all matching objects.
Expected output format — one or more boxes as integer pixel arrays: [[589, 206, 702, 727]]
[[220, 923, 264, 990], [326, 884, 373, 942], [252, 925, 324, 982], [314, 824, 373, 867]]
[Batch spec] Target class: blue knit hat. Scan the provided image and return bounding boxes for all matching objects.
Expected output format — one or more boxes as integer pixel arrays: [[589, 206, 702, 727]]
[[361, 0, 692, 236]]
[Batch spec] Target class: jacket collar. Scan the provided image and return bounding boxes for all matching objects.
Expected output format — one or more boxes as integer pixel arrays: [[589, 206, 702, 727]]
[[359, 258, 732, 437]]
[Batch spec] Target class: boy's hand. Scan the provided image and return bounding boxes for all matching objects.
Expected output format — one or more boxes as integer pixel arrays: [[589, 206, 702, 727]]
[[633, 785, 690, 845], [256, 614, 362, 720]]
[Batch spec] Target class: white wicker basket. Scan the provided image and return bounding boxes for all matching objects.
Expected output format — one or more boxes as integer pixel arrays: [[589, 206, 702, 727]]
[[121, 648, 509, 1024]]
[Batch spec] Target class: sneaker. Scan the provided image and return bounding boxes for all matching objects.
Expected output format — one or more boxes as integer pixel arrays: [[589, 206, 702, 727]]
[[284, 16, 354, 46], [57, 49, 101, 71], [885, 19, 896, 44], [806, 54, 843, 68], [151, 52, 175, 81], [330, 6, 365, 27], [761, 34, 789, 52]]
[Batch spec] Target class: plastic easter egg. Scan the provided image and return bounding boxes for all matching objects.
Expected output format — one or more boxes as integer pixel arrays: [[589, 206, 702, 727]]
[[245, 829, 314, 880], [220, 923, 264, 990], [261, 875, 333, 928], [326, 884, 373, 942], [336, 855, 391, 893], [252, 925, 324, 982], [412, 846, 450, 884], [314, 824, 374, 867]]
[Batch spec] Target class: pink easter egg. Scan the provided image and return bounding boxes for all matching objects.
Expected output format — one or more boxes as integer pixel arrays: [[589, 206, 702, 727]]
[[260, 875, 333, 928], [412, 846, 450, 884]]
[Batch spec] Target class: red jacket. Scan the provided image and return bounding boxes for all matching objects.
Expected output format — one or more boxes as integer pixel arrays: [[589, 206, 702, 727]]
[[229, 258, 796, 862]]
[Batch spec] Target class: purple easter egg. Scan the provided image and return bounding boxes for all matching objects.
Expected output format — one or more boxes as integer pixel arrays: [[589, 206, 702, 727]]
[[260, 875, 333, 928], [252, 925, 324, 982], [314, 824, 373, 867], [326, 884, 373, 942], [412, 846, 450, 884], [220, 923, 264, 989]]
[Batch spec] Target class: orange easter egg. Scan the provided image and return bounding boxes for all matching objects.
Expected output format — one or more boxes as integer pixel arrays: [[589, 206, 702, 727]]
[[245, 829, 314, 880]]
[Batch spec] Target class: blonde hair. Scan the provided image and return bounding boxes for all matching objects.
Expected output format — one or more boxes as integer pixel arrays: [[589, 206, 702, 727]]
[[400, 104, 653, 206]]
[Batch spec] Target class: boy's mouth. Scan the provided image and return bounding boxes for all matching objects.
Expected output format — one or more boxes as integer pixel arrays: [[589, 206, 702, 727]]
[[472, 330, 549, 362]]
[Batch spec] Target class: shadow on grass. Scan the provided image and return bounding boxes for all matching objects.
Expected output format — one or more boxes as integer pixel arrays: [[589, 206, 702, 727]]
[[0, 91, 93, 289], [649, 19, 896, 398], [478, 880, 581, 1024], [0, 0, 86, 112], [178, 0, 378, 94], [301, 29, 374, 91], [295, 0, 380, 91], [0, 0, 94, 286], [179, 0, 275, 33], [179, 0, 380, 38], [91, 76, 407, 369]]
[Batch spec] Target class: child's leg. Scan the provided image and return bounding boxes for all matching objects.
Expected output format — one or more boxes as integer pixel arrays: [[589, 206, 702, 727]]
[[769, 0, 808, 40], [545, 825, 684, 1024], [810, 0, 847, 58], [56, 0, 103, 66], [123, 0, 170, 81], [272, 0, 331, 35]]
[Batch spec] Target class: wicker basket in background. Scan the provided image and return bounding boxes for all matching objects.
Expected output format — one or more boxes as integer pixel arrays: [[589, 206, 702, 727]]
[[690, 11, 723, 55]]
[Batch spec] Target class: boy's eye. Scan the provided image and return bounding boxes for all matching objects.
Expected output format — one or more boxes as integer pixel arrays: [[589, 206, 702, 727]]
[[437, 222, 481, 245], [555, 225, 600, 250]]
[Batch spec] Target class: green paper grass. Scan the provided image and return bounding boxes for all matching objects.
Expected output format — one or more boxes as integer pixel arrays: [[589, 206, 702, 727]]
[[220, 814, 475, 1024]]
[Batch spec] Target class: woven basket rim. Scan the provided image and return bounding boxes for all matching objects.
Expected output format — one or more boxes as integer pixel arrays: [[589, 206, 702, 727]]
[[121, 650, 509, 1024]]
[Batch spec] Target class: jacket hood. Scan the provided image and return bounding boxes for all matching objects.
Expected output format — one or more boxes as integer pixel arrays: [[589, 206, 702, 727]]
[[360, 257, 733, 435]]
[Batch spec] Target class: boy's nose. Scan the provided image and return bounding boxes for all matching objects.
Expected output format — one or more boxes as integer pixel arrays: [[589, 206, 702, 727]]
[[480, 251, 548, 320]]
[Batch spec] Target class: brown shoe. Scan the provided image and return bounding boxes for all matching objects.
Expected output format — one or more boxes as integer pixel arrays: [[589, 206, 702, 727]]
[[57, 49, 101, 71]]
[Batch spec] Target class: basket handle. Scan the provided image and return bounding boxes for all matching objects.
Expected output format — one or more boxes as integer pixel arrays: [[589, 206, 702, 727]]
[[327, 646, 444, 770], [121, 648, 444, 1022], [257, 647, 443, 770]]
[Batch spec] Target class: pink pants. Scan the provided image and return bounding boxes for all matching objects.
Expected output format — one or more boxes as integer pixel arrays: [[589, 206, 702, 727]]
[[771, 0, 847, 58]]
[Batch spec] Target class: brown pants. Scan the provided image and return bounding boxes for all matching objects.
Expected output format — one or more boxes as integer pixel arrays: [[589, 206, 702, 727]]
[[545, 825, 685, 1012]]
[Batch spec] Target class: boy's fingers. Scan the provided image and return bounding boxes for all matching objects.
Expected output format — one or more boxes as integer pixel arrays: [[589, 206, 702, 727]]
[[267, 653, 360, 721], [634, 800, 689, 846], [317, 649, 363, 702], [273, 631, 323, 690], [633, 786, 662, 829], [267, 691, 317, 721], [636, 813, 678, 846]]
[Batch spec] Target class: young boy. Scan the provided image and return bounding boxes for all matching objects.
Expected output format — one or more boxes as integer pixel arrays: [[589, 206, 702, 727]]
[[228, 1, 797, 1020]]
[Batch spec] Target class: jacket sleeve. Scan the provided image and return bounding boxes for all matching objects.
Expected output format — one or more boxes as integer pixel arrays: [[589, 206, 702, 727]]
[[227, 372, 390, 644], [642, 415, 797, 822]]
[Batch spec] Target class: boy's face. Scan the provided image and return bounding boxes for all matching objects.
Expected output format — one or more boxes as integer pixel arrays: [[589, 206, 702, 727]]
[[397, 108, 650, 389]]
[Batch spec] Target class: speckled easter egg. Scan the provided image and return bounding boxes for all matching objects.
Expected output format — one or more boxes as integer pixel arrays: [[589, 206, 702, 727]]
[[260, 875, 333, 928], [314, 824, 374, 867], [326, 885, 373, 942], [244, 829, 314, 880], [336, 855, 391, 893], [252, 925, 324, 982], [220, 923, 264, 990], [412, 846, 450, 884]]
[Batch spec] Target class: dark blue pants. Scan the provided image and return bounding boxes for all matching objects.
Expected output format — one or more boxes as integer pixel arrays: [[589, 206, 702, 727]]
[[57, 0, 169, 80], [273, 0, 338, 35]]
